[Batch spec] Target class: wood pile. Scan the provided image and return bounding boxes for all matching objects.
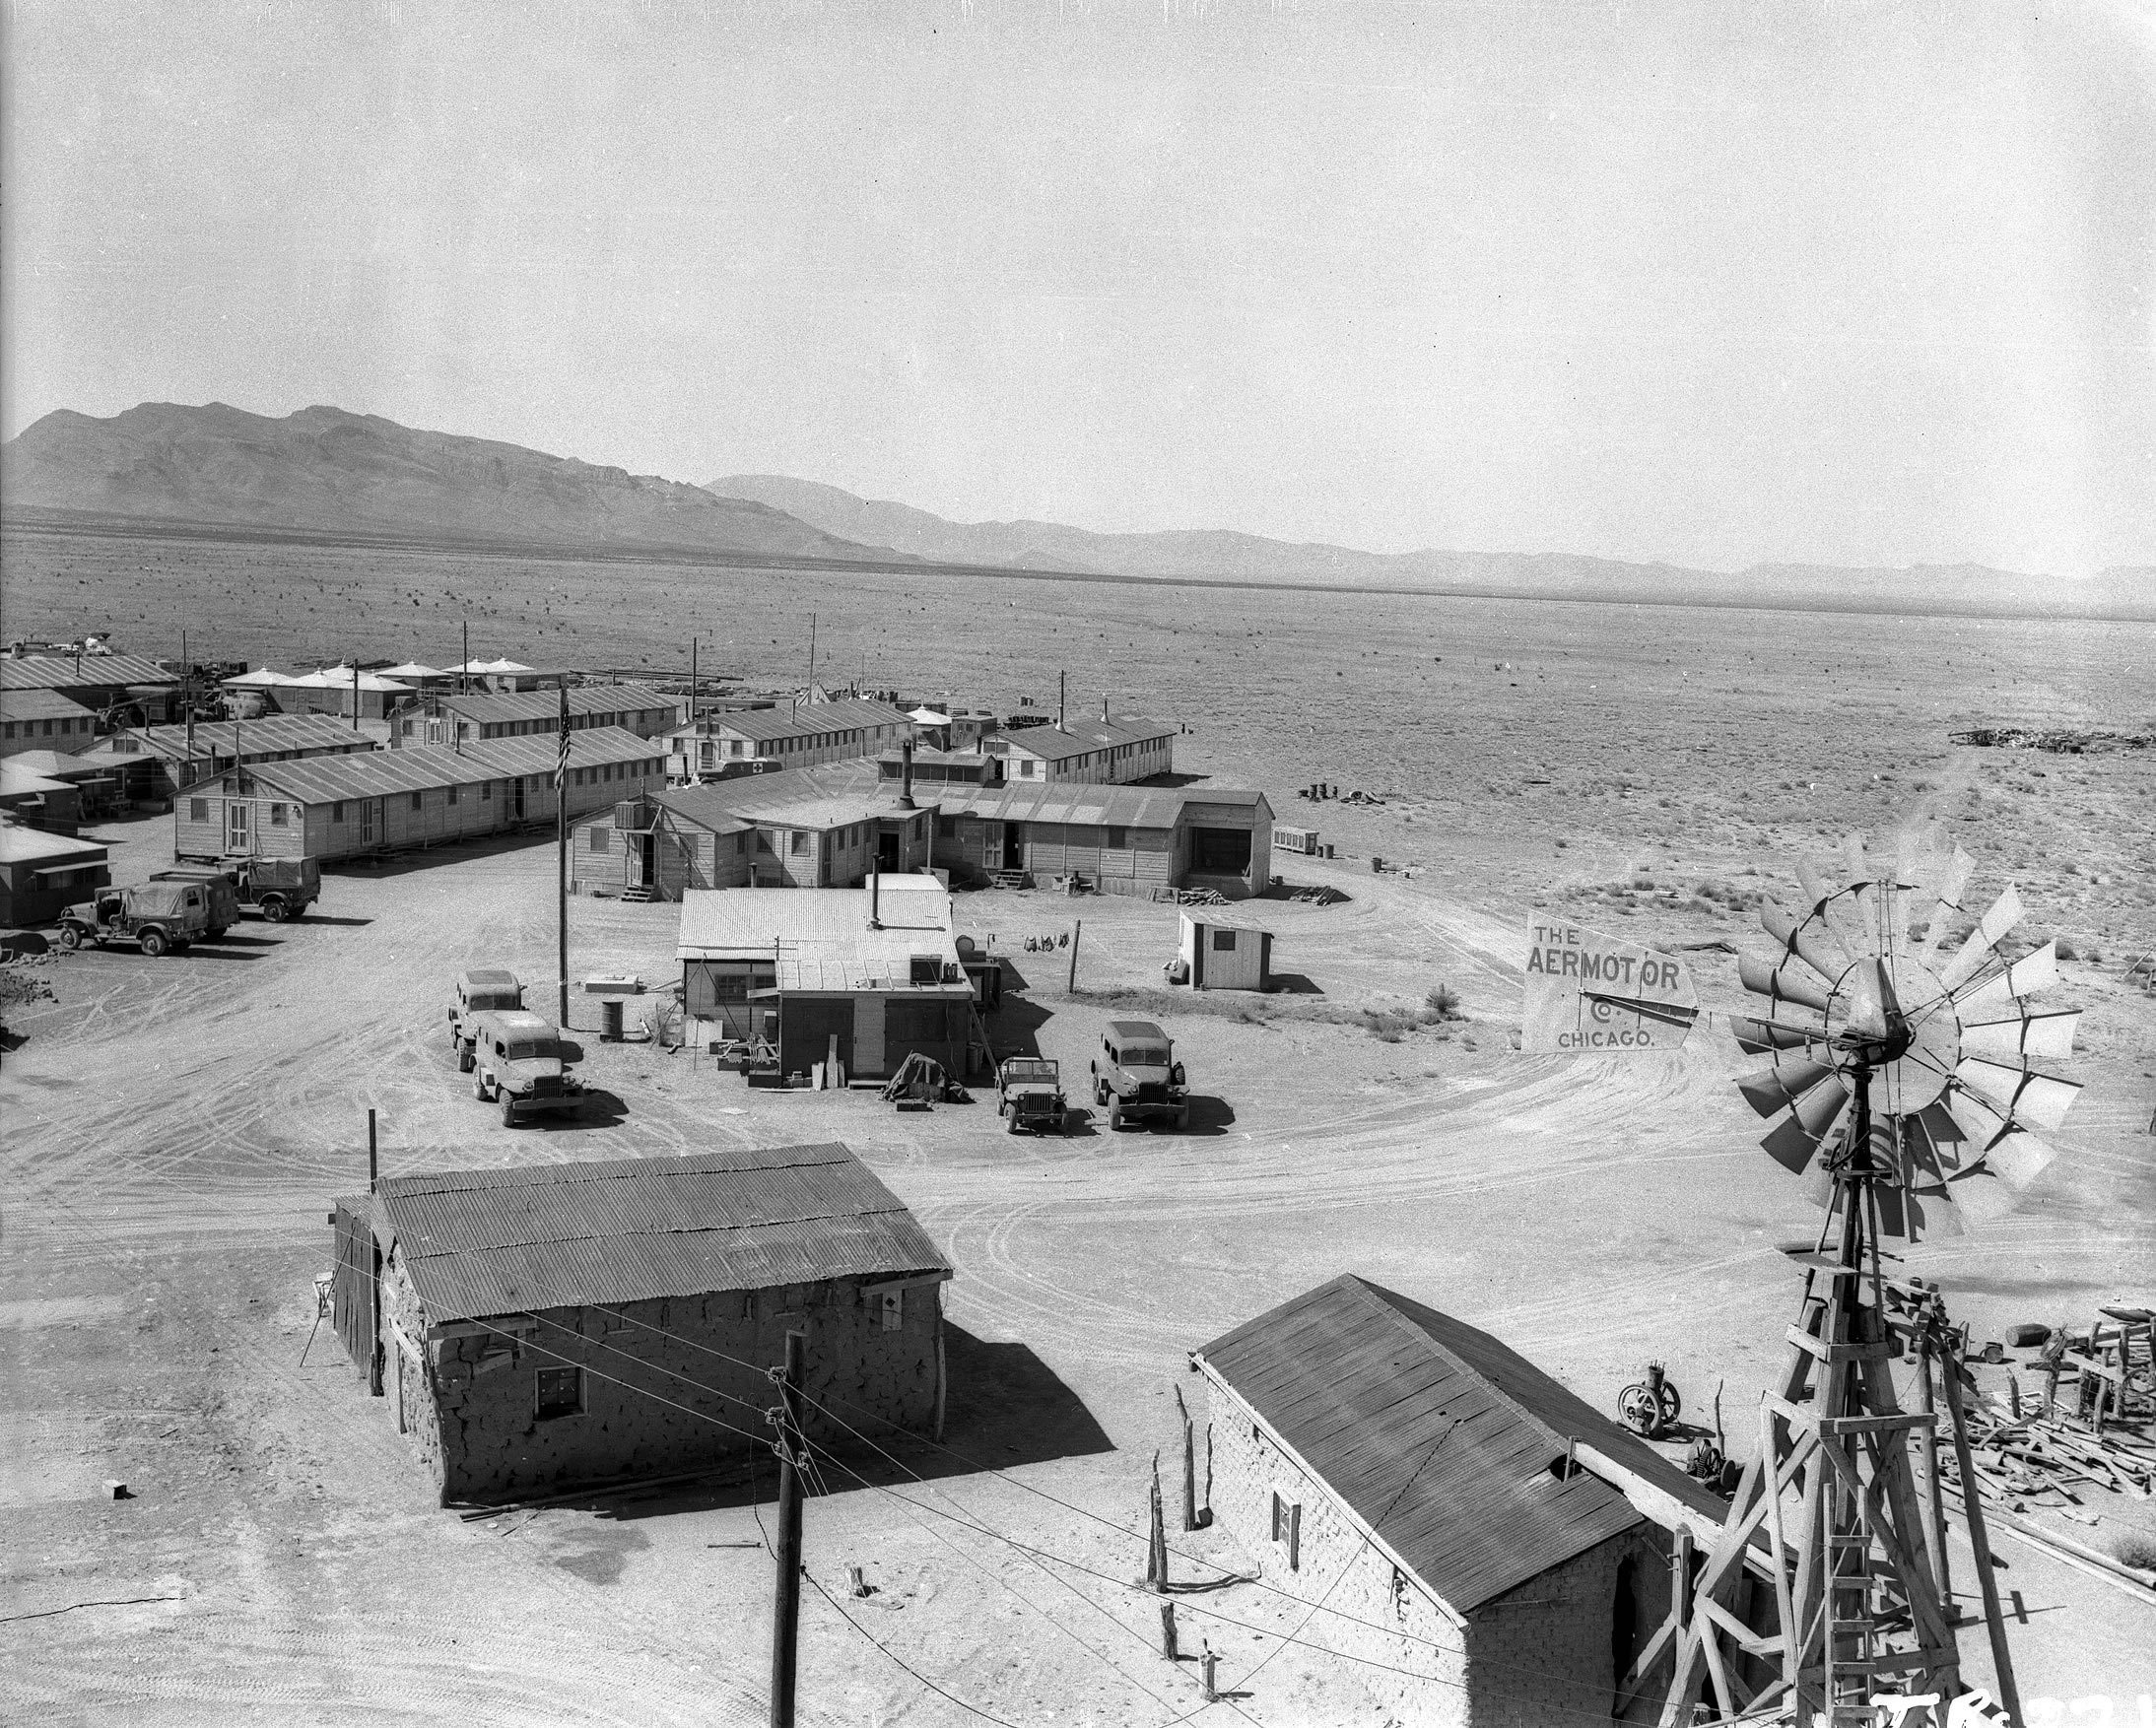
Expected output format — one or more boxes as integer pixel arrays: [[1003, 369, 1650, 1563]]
[[1948, 725, 2151, 754], [1945, 1313, 2155, 1516], [1287, 884, 1347, 905]]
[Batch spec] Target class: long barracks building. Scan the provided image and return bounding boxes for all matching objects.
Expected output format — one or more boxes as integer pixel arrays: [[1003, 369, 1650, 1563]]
[[175, 726, 667, 863]]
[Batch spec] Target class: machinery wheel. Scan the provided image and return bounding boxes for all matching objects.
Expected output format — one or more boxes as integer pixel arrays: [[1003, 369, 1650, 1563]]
[[1006, 1114, 1021, 1135], [57, 924, 82, 951], [1108, 1097, 1123, 1132], [1618, 1383, 1661, 1436], [260, 897, 289, 922], [140, 928, 169, 959], [1657, 1383, 1683, 1426]]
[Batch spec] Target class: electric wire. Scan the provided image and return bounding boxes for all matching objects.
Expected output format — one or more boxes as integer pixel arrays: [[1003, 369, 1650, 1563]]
[[799, 1565, 1029, 1728]]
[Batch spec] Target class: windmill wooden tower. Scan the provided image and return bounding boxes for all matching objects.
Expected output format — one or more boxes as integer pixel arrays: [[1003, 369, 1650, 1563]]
[[1645, 830, 2077, 1724]]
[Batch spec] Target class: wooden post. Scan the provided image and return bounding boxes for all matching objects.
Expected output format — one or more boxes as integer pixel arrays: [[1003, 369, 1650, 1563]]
[[1159, 1602, 1179, 1662], [770, 1329, 806, 1728], [1178, 1386, 1199, 1532], [1916, 1329, 1953, 1620], [1939, 1347, 2021, 1726], [1146, 1451, 1168, 1592], [1201, 1646, 1219, 1702], [368, 1108, 377, 1193], [1066, 920, 1081, 994]]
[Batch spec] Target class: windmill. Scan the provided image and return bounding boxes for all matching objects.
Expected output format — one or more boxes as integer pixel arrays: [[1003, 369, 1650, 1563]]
[[1523, 828, 2080, 1725]]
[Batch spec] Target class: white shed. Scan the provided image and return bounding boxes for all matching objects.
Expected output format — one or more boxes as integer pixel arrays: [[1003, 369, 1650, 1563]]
[[1179, 911, 1273, 991]]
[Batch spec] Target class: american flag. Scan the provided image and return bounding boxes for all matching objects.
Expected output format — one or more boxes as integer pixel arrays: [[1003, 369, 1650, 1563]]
[[553, 682, 571, 789]]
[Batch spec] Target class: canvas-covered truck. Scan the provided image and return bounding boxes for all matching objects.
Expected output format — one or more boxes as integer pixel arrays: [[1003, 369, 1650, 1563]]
[[467, 1009, 584, 1125], [995, 1056, 1067, 1135], [55, 882, 214, 957], [450, 968, 527, 1070], [154, 859, 321, 928], [1089, 1019, 1189, 1131]]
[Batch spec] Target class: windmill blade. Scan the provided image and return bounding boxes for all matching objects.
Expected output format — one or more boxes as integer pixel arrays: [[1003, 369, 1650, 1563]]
[[1736, 1057, 1837, 1117], [1729, 1013, 1830, 1055], [1760, 897, 1843, 983], [1960, 1009, 2080, 1063], [1914, 843, 1976, 952], [1738, 953, 1835, 1013], [1795, 855, 1862, 962], [1956, 940, 2058, 1014], [1761, 1078, 1850, 1174], [1791, 1072, 1852, 1138], [1982, 1129, 2059, 1193], [1954, 1058, 2082, 1131], [1937, 885, 2025, 994]]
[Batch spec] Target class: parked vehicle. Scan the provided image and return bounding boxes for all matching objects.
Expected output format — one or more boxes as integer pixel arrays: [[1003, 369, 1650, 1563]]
[[55, 882, 214, 958], [149, 868, 239, 938], [467, 1009, 583, 1125], [449, 968, 527, 1070], [1089, 1019, 1189, 1131], [995, 1056, 1067, 1135], [226, 857, 321, 922]]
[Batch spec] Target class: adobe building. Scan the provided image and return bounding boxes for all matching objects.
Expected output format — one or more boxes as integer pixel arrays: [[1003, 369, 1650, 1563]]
[[330, 1144, 952, 1505], [1194, 1275, 1746, 1727]]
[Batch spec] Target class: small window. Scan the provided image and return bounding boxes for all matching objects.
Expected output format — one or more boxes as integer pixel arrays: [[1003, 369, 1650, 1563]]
[[189, 798, 209, 822], [446, 783, 459, 806], [271, 803, 289, 827], [332, 801, 347, 822], [410, 791, 424, 812], [535, 1366, 582, 1421], [735, 832, 748, 855], [789, 831, 808, 856], [1271, 1493, 1302, 1570], [880, 1290, 904, 1331], [481, 780, 492, 801], [1212, 928, 1237, 953], [590, 825, 612, 853], [937, 817, 956, 838], [1106, 826, 1126, 849]]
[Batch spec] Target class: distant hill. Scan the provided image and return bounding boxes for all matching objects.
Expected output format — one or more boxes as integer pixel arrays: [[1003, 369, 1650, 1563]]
[[2, 403, 903, 563], [709, 474, 2155, 620]]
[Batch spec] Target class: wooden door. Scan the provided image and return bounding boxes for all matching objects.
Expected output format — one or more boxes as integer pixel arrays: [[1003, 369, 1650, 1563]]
[[226, 800, 252, 854]]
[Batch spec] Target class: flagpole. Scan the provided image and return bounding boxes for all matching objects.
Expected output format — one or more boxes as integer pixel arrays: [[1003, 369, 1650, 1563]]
[[557, 676, 571, 1027]]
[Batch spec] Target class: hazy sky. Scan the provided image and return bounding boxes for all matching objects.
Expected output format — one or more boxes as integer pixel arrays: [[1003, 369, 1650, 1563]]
[[5, 0, 2151, 574]]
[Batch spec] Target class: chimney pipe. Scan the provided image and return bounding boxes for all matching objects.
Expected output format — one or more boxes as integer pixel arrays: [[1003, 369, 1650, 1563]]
[[899, 738, 916, 810], [869, 868, 882, 930], [1057, 671, 1065, 732], [1101, 693, 1109, 724]]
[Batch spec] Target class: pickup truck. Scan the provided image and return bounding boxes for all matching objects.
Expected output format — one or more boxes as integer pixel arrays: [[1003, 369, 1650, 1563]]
[[467, 1009, 584, 1125], [153, 859, 321, 929]]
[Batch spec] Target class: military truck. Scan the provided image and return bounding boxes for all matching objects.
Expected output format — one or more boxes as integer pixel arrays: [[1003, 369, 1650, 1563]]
[[467, 1009, 584, 1125], [995, 1056, 1067, 1135], [149, 867, 238, 937], [55, 882, 215, 957], [1089, 1019, 1189, 1131], [450, 969, 527, 1070]]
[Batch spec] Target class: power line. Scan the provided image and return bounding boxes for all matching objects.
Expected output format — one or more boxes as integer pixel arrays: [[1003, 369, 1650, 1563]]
[[800, 1566, 1028, 1728]]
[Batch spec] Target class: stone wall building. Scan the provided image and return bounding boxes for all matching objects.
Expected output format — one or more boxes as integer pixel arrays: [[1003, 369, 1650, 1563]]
[[1194, 1275, 1750, 1726], [330, 1144, 952, 1505]]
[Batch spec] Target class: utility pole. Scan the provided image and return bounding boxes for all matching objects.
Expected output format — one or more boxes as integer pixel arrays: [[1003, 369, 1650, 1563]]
[[368, 1108, 377, 1193], [461, 621, 469, 696], [351, 662, 360, 732], [806, 613, 817, 697], [1066, 920, 1082, 993], [556, 677, 571, 1027], [769, 1329, 806, 1728], [690, 635, 699, 730]]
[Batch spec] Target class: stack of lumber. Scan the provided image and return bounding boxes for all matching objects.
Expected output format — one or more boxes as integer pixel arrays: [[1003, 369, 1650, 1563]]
[[1287, 884, 1347, 904], [1940, 1382, 2153, 1516]]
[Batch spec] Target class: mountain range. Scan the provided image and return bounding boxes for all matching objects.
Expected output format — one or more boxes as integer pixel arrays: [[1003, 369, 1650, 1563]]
[[4, 402, 2147, 619]]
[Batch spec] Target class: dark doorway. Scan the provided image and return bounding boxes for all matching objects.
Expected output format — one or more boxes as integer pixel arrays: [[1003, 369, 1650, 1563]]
[[878, 830, 900, 871], [511, 777, 526, 822], [1002, 822, 1025, 870], [1611, 1555, 1640, 1717], [639, 834, 656, 890]]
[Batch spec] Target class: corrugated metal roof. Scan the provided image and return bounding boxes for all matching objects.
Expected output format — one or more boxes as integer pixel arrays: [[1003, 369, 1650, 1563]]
[[1002, 717, 1176, 762], [0, 689, 99, 722], [430, 684, 678, 726], [92, 712, 372, 763], [0, 821, 108, 864], [218, 725, 664, 805], [0, 654, 180, 692], [933, 780, 1269, 829], [675, 881, 967, 990], [1196, 1276, 1726, 1614], [371, 1143, 950, 1323]]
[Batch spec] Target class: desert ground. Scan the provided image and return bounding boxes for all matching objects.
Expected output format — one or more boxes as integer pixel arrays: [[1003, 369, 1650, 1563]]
[[3, 523, 2153, 1725]]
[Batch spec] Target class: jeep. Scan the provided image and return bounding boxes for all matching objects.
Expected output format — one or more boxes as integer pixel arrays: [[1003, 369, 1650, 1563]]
[[55, 882, 213, 958], [468, 1009, 583, 1125], [450, 968, 527, 1070], [995, 1056, 1067, 1135], [1089, 1019, 1188, 1131]]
